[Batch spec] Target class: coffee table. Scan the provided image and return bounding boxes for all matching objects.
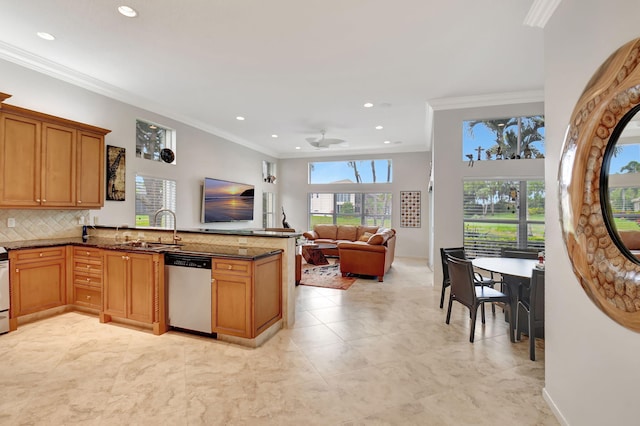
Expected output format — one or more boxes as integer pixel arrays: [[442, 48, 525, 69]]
[[301, 243, 337, 265]]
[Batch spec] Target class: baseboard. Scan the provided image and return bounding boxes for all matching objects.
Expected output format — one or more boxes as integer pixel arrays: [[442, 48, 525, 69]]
[[542, 387, 569, 426]]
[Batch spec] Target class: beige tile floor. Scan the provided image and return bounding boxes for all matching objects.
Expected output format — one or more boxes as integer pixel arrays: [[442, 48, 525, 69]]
[[0, 257, 558, 425]]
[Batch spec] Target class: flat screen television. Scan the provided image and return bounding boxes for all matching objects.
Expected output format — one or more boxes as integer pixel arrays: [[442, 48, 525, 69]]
[[201, 177, 255, 222]]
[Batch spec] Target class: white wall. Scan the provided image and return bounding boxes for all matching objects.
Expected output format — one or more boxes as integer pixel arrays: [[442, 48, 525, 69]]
[[0, 59, 278, 232], [544, 1, 640, 424], [431, 102, 544, 285], [279, 152, 430, 259]]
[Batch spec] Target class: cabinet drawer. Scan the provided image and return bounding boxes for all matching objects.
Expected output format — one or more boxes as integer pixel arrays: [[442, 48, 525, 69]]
[[74, 285, 101, 309], [73, 247, 101, 258], [212, 259, 251, 275], [74, 272, 101, 288], [73, 259, 102, 276], [12, 247, 66, 262]]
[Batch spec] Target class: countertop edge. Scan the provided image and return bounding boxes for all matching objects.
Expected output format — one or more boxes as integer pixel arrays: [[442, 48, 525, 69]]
[[3, 238, 283, 260]]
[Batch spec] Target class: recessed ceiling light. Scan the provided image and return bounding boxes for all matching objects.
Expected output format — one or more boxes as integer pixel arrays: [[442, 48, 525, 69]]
[[271, 134, 278, 138], [118, 6, 138, 17], [36, 32, 55, 41], [375, 125, 384, 130], [295, 146, 301, 150], [363, 102, 374, 108], [236, 116, 245, 121], [383, 140, 391, 144]]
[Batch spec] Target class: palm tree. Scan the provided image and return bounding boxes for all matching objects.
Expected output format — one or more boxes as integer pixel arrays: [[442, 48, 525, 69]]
[[347, 161, 362, 183], [467, 118, 515, 158], [620, 160, 640, 173], [370, 160, 377, 183]]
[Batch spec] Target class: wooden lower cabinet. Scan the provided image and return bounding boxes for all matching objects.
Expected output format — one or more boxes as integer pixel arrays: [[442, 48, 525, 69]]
[[212, 253, 282, 338], [71, 247, 102, 310], [101, 250, 165, 334], [9, 247, 66, 330]]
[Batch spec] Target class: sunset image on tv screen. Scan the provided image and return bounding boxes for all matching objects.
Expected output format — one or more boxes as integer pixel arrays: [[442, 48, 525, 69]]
[[202, 178, 254, 222]]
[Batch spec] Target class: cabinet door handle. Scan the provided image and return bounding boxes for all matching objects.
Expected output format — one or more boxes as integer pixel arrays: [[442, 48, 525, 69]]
[[42, 199, 46, 203], [78, 200, 82, 204], [36, 199, 40, 202], [39, 253, 43, 257], [228, 265, 232, 270], [15, 268, 19, 273]]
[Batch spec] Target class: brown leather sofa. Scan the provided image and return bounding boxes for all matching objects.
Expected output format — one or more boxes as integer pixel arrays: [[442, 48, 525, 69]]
[[303, 224, 396, 282], [303, 224, 380, 256]]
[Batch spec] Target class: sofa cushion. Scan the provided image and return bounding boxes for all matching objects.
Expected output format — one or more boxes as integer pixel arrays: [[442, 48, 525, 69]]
[[357, 225, 379, 240], [336, 225, 357, 241], [314, 224, 337, 239], [359, 232, 374, 242]]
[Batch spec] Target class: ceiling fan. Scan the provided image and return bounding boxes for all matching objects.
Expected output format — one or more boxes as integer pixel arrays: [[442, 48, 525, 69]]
[[305, 130, 347, 149]]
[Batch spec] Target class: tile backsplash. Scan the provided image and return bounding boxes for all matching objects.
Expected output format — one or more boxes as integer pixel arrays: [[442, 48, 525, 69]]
[[0, 210, 88, 243]]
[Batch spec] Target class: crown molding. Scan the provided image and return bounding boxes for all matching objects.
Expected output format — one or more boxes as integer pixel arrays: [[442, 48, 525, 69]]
[[0, 41, 279, 158], [523, 0, 562, 28], [427, 90, 544, 111]]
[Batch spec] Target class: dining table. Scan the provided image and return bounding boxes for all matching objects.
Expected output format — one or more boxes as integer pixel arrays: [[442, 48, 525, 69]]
[[471, 256, 541, 342]]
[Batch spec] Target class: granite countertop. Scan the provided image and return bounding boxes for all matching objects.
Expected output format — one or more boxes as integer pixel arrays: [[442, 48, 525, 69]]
[[2, 237, 282, 260], [94, 225, 302, 238]]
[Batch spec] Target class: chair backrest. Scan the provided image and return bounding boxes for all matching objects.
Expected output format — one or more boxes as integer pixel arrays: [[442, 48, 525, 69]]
[[501, 247, 539, 259], [440, 247, 466, 282], [446, 255, 476, 308], [530, 268, 545, 321]]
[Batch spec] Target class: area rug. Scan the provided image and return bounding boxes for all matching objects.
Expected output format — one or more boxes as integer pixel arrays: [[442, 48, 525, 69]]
[[300, 262, 356, 290]]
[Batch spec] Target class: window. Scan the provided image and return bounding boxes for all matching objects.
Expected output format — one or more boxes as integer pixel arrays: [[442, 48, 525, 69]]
[[135, 175, 177, 228], [263, 192, 276, 228], [309, 159, 392, 184], [136, 119, 176, 163], [606, 132, 640, 229], [463, 180, 544, 257], [309, 192, 392, 227], [462, 116, 545, 161]]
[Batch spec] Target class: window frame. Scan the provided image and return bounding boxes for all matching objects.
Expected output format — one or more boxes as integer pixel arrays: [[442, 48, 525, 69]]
[[135, 174, 177, 228], [308, 192, 393, 228], [462, 179, 545, 257]]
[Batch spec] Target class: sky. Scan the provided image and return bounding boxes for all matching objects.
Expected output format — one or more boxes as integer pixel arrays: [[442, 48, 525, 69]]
[[309, 159, 393, 184], [462, 118, 545, 161]]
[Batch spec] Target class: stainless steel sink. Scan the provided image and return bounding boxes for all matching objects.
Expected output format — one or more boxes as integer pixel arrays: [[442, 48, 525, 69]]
[[116, 241, 182, 252]]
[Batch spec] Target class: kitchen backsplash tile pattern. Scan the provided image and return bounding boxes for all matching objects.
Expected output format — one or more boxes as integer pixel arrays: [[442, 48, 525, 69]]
[[0, 210, 88, 243]]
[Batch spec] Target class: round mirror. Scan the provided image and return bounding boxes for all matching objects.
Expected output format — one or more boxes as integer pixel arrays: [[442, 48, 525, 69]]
[[559, 37, 640, 331], [602, 106, 640, 263]]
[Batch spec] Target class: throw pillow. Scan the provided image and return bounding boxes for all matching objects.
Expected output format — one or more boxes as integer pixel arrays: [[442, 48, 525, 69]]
[[359, 232, 373, 242], [367, 234, 385, 245]]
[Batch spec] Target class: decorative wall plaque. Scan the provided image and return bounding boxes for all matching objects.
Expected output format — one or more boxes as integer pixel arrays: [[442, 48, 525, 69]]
[[400, 191, 421, 228]]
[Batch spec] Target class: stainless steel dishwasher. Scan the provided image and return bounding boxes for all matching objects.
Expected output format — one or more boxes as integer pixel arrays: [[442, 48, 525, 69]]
[[165, 252, 213, 334]]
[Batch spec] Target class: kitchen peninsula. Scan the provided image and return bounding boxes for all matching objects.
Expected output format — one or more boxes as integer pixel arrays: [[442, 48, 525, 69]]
[[3, 226, 300, 347]]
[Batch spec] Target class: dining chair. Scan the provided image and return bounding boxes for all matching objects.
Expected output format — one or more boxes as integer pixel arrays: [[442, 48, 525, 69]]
[[500, 247, 540, 259], [516, 268, 545, 360], [439, 247, 497, 311], [445, 255, 511, 343]]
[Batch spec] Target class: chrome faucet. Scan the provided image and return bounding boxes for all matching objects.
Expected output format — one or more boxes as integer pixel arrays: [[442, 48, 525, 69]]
[[153, 208, 181, 244]]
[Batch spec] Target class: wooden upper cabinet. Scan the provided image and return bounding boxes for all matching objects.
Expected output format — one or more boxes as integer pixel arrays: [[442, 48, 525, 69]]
[[0, 113, 42, 207], [77, 131, 104, 207], [0, 92, 110, 209], [42, 122, 76, 207]]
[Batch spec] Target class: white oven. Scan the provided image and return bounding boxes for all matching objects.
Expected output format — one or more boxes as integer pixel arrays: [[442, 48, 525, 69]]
[[0, 247, 9, 334]]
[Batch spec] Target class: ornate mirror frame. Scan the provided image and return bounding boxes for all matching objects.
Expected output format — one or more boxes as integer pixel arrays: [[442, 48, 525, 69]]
[[559, 37, 640, 331]]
